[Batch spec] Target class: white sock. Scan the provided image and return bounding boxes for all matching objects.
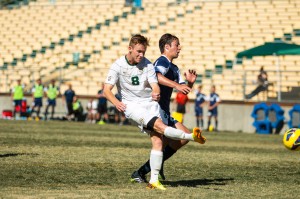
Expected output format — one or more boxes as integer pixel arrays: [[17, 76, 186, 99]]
[[163, 127, 193, 141], [149, 150, 163, 184]]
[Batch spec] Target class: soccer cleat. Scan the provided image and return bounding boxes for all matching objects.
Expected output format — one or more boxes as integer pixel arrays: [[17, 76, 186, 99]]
[[130, 171, 148, 183], [146, 181, 166, 190], [192, 127, 206, 144]]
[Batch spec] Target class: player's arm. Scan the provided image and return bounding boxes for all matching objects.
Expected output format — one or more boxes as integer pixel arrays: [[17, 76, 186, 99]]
[[103, 84, 126, 112], [209, 97, 221, 110], [157, 73, 191, 94], [150, 82, 160, 102]]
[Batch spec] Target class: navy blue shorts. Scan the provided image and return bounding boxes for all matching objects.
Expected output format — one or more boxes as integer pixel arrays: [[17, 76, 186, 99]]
[[47, 99, 56, 106], [34, 97, 43, 107], [195, 107, 203, 117], [161, 110, 178, 127], [14, 99, 22, 107], [208, 108, 218, 117]]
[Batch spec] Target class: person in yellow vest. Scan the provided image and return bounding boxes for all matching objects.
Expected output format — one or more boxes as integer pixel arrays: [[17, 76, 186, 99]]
[[44, 79, 60, 120], [31, 78, 45, 119], [11, 79, 24, 117], [72, 95, 84, 121]]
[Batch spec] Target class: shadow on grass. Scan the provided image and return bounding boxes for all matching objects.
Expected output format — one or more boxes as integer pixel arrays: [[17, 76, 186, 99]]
[[164, 178, 234, 187], [0, 153, 39, 158]]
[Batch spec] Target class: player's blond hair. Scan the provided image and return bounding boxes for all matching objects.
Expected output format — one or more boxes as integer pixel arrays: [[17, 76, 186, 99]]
[[129, 34, 150, 47]]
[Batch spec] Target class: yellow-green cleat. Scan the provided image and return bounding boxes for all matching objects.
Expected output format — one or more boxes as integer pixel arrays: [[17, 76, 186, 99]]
[[192, 127, 206, 144], [146, 181, 166, 190]]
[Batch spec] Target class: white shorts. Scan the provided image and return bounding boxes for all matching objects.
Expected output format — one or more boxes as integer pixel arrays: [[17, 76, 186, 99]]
[[124, 101, 162, 133]]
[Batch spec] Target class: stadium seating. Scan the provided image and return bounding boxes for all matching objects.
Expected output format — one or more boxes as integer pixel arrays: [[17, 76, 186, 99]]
[[0, 0, 299, 100]]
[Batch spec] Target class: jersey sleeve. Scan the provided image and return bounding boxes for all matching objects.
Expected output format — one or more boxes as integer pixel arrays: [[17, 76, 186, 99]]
[[105, 62, 120, 85], [177, 68, 186, 84], [154, 58, 169, 75], [147, 63, 158, 84], [216, 94, 221, 102]]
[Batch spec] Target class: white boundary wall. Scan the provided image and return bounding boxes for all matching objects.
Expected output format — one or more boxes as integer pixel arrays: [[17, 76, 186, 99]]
[[0, 95, 294, 134]]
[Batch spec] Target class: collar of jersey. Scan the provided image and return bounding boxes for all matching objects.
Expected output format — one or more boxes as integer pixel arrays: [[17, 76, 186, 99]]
[[125, 55, 136, 66], [162, 55, 171, 63]]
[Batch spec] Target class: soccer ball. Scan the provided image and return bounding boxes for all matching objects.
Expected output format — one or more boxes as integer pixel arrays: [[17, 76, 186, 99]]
[[282, 128, 300, 151]]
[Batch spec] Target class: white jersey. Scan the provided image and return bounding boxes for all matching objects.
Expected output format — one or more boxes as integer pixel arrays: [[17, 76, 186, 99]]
[[105, 56, 158, 103]]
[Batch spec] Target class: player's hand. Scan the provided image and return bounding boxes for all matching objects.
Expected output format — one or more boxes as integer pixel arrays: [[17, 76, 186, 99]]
[[175, 84, 191, 95], [184, 69, 197, 84], [208, 106, 213, 110], [152, 92, 160, 102], [115, 101, 126, 112]]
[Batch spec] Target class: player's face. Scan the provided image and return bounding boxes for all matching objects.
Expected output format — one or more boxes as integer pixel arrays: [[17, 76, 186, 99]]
[[211, 87, 215, 93], [168, 39, 181, 59], [129, 43, 146, 64]]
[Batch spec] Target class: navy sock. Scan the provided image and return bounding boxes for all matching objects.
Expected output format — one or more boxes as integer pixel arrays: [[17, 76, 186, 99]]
[[138, 145, 177, 176], [207, 120, 211, 129], [200, 119, 204, 128], [196, 118, 199, 127]]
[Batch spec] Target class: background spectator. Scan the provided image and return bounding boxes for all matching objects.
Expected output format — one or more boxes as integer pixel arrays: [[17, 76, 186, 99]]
[[31, 78, 45, 119], [245, 66, 268, 99], [97, 83, 109, 124], [44, 79, 60, 120], [195, 85, 207, 129], [11, 79, 24, 117], [72, 95, 84, 121], [174, 91, 189, 123], [86, 98, 98, 123], [207, 85, 221, 131], [63, 84, 75, 118]]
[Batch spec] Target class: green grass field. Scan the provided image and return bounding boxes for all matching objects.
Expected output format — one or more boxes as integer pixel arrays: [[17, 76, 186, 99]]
[[0, 120, 299, 198]]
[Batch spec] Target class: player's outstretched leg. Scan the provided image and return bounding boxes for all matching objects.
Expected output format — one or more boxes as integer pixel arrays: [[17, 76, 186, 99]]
[[130, 170, 148, 183]]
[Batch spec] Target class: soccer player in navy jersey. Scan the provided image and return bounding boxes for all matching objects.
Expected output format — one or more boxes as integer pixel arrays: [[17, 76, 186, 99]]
[[130, 33, 206, 183], [195, 85, 207, 128], [207, 85, 221, 131]]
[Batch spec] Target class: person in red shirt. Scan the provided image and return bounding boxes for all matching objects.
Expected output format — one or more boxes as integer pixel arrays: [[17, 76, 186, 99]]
[[174, 91, 189, 123]]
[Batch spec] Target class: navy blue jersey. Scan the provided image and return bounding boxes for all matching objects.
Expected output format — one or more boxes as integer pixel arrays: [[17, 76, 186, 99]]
[[209, 92, 220, 107], [64, 89, 75, 103], [195, 92, 206, 108], [154, 56, 185, 113], [98, 89, 107, 105]]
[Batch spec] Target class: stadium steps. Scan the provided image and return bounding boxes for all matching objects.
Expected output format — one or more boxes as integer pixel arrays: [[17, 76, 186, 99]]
[[52, 2, 203, 92], [0, 6, 140, 70], [216, 29, 300, 101], [21, 7, 141, 90], [268, 87, 300, 102]]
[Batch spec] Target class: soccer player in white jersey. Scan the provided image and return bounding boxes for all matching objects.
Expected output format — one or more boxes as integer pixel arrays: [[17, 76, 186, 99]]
[[132, 33, 206, 183], [103, 34, 205, 190]]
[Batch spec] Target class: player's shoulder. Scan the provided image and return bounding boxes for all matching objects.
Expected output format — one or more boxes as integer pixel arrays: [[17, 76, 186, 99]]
[[139, 57, 153, 67], [154, 56, 169, 67], [113, 56, 126, 65]]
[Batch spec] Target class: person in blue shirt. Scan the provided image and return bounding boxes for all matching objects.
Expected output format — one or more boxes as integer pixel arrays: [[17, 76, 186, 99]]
[[97, 83, 109, 124], [63, 84, 75, 117], [195, 85, 207, 128], [207, 85, 221, 131], [130, 33, 206, 183]]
